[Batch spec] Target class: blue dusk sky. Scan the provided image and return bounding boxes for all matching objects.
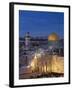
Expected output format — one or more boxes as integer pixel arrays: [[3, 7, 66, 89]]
[[19, 10, 64, 38]]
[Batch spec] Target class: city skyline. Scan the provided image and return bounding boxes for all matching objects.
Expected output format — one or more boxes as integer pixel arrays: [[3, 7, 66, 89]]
[[19, 10, 64, 79], [19, 10, 64, 38]]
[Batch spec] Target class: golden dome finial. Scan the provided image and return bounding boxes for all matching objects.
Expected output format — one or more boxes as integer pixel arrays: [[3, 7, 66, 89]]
[[48, 32, 59, 41]]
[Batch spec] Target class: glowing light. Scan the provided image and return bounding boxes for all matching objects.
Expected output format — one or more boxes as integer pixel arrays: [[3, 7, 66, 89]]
[[31, 61, 34, 67], [30, 53, 38, 71], [44, 66, 46, 73], [52, 56, 64, 73], [47, 66, 51, 73], [34, 54, 37, 59]]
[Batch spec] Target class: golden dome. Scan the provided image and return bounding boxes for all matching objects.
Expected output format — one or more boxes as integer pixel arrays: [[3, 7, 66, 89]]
[[48, 33, 59, 41]]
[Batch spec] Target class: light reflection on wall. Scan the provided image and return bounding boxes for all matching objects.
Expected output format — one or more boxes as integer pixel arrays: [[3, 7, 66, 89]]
[[30, 52, 64, 74]]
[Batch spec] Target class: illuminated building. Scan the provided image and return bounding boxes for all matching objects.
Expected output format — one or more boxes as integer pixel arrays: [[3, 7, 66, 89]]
[[48, 33, 64, 56], [19, 32, 64, 79], [25, 32, 31, 50]]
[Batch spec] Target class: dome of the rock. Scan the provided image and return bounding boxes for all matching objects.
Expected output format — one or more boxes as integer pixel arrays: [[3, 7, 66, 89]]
[[48, 33, 59, 41]]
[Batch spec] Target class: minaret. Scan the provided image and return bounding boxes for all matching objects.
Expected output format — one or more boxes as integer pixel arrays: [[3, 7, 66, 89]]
[[25, 32, 31, 50]]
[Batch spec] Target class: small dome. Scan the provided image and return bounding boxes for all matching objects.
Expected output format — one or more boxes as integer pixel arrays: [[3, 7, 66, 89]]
[[48, 33, 59, 41]]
